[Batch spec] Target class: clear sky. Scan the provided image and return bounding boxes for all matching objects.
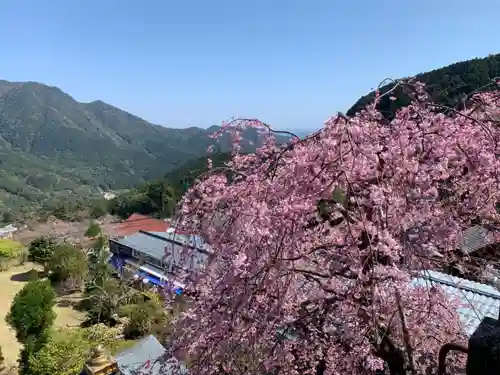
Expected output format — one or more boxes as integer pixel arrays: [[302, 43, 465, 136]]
[[0, 0, 499, 131]]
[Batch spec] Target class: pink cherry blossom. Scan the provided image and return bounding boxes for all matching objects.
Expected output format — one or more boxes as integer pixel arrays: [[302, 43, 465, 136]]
[[165, 83, 500, 375]]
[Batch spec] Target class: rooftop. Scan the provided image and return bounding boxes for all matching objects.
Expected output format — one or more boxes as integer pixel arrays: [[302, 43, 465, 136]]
[[114, 335, 187, 375], [412, 269, 500, 336], [0, 224, 17, 235], [114, 230, 209, 272], [111, 213, 170, 237], [459, 225, 493, 254], [150, 231, 212, 253]]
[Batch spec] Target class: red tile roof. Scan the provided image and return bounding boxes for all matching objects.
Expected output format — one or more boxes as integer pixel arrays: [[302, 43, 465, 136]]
[[111, 213, 170, 237]]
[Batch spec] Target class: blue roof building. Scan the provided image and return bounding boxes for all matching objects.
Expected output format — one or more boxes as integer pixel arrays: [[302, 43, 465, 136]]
[[108, 230, 211, 290]]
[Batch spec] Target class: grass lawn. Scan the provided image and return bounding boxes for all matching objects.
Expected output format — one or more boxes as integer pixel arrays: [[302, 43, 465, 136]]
[[0, 263, 86, 365]]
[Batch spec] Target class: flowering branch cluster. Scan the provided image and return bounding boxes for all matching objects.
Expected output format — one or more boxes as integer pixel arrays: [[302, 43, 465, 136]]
[[167, 82, 500, 375]]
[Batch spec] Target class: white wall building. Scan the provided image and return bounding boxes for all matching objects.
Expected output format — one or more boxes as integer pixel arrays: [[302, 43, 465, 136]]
[[0, 224, 18, 239]]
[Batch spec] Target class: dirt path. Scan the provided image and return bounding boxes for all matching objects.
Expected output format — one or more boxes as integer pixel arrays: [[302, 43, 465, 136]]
[[0, 263, 86, 365]]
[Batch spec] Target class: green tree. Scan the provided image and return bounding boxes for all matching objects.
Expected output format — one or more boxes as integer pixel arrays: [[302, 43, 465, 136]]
[[87, 235, 112, 289], [48, 244, 88, 292], [28, 237, 57, 271], [121, 299, 166, 339], [89, 200, 108, 219], [109, 179, 177, 218], [85, 277, 136, 325], [84, 222, 101, 238], [6, 280, 56, 343], [347, 54, 500, 119], [1, 211, 14, 224], [26, 329, 91, 375], [26, 325, 127, 375], [144, 179, 176, 217]]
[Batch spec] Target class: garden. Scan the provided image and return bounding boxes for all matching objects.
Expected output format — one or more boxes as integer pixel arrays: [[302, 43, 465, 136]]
[[0, 227, 175, 375]]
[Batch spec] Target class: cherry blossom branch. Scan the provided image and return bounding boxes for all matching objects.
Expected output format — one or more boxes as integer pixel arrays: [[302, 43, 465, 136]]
[[220, 117, 301, 139], [395, 289, 416, 373]]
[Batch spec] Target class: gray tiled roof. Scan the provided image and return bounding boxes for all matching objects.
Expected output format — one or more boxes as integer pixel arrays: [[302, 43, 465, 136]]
[[412, 270, 500, 336], [115, 335, 187, 375], [459, 225, 492, 254], [116, 231, 209, 272], [0, 224, 17, 236], [156, 230, 212, 253]]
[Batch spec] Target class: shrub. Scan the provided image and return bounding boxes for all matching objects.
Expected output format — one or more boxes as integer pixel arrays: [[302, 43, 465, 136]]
[[84, 222, 101, 238], [121, 300, 166, 339], [0, 239, 23, 258], [48, 244, 88, 292], [28, 236, 57, 267], [6, 279, 56, 343], [27, 325, 125, 375]]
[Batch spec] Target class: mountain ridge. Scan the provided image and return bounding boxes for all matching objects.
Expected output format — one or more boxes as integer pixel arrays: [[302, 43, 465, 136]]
[[4, 51, 498, 218], [347, 53, 500, 118], [0, 79, 262, 216]]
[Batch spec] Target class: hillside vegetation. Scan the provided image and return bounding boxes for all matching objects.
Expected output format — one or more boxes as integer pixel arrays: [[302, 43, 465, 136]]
[[0, 80, 280, 218], [114, 53, 500, 221], [347, 53, 500, 118], [106, 152, 233, 219], [3, 53, 500, 220]]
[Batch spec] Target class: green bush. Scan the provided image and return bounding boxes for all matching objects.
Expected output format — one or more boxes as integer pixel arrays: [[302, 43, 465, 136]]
[[121, 300, 166, 339], [28, 236, 57, 266], [84, 222, 101, 238], [0, 239, 24, 258], [48, 244, 88, 291], [6, 279, 56, 343], [27, 325, 128, 375]]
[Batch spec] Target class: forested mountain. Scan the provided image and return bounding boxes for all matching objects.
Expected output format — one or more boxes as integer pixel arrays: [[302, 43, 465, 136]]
[[347, 53, 500, 118], [0, 80, 278, 216], [107, 153, 233, 219], [4, 53, 500, 219]]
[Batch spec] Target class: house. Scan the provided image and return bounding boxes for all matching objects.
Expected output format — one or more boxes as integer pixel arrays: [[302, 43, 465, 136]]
[[108, 230, 211, 293], [110, 213, 170, 238], [0, 224, 17, 239], [435, 225, 500, 282], [78, 271, 498, 375], [103, 192, 116, 201], [114, 335, 187, 375], [412, 269, 500, 336], [82, 335, 187, 375]]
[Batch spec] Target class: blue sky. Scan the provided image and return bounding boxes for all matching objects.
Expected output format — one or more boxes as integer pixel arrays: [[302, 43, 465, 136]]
[[0, 0, 499, 131]]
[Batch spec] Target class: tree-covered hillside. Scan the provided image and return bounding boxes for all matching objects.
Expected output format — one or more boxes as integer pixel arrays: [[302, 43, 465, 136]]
[[0, 80, 284, 217], [107, 153, 233, 219], [347, 53, 500, 118]]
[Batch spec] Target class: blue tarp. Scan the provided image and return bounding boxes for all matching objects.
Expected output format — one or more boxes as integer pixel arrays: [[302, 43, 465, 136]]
[[109, 256, 184, 293], [109, 254, 125, 271], [137, 270, 163, 286]]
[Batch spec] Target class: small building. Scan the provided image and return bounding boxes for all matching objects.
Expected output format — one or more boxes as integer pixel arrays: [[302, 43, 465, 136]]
[[115, 335, 187, 375], [110, 213, 170, 238], [82, 335, 187, 375], [434, 225, 500, 283], [0, 224, 17, 239], [412, 269, 500, 336], [109, 230, 211, 293], [103, 192, 116, 201]]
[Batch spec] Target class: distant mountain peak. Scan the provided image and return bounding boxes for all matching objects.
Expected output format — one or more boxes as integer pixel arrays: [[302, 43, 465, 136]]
[[0, 78, 275, 213]]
